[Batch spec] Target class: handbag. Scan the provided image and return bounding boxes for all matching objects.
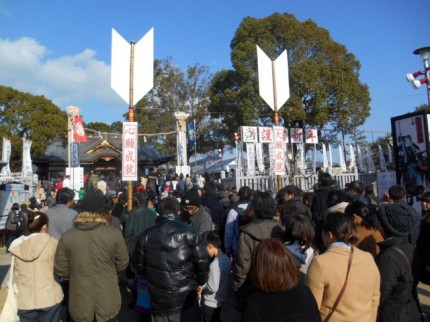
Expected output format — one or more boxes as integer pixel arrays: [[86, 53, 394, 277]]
[[324, 247, 354, 322], [0, 256, 19, 322]]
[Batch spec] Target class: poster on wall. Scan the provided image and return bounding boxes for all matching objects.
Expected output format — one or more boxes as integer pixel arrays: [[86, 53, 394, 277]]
[[391, 111, 430, 196]]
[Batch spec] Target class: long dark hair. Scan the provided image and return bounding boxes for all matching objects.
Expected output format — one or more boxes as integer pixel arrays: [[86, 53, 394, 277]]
[[322, 211, 358, 244], [344, 201, 381, 230]]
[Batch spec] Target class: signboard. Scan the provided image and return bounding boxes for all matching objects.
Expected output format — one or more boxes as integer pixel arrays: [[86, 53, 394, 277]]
[[258, 127, 273, 143], [122, 122, 138, 181], [391, 111, 430, 196], [241, 126, 258, 143], [306, 129, 319, 144]]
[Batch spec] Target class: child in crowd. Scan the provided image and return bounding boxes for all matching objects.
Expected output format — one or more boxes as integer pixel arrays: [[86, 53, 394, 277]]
[[199, 231, 231, 322]]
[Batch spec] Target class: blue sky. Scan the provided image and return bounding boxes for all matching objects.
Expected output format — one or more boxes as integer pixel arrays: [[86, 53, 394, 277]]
[[0, 0, 429, 141]]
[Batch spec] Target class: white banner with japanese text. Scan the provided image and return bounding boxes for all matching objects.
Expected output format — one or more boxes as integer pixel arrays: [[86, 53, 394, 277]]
[[255, 143, 265, 173], [273, 126, 286, 175], [122, 122, 138, 181], [246, 143, 256, 176]]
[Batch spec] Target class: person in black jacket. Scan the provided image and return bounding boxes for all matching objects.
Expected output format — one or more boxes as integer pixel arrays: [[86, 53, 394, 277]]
[[376, 202, 422, 322], [132, 197, 209, 322], [282, 185, 313, 222]]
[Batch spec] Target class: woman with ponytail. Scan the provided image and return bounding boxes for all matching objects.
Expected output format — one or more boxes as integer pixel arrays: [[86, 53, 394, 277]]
[[306, 211, 380, 322]]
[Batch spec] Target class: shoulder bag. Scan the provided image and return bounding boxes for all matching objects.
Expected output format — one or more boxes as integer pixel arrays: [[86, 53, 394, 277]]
[[324, 247, 354, 322], [0, 255, 19, 322]]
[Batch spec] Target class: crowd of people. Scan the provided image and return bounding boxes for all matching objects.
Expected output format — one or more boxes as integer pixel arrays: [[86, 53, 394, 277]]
[[3, 169, 430, 322]]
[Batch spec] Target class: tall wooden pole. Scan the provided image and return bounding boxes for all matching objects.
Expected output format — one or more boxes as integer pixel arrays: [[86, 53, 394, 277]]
[[272, 61, 282, 191], [127, 41, 135, 212]]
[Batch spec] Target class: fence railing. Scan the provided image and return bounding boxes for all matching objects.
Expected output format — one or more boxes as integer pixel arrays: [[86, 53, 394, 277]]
[[221, 171, 378, 193]]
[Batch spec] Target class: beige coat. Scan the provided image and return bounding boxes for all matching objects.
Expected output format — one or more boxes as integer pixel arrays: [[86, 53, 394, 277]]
[[9, 233, 63, 310], [306, 246, 380, 322]]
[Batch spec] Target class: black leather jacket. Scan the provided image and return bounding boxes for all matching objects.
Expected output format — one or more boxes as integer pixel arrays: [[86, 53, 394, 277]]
[[132, 213, 209, 315]]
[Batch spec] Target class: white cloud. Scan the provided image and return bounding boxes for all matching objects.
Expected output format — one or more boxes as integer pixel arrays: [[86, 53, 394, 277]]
[[0, 37, 124, 117]]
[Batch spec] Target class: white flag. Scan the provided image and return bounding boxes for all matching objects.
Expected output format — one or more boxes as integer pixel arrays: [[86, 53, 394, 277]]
[[367, 145, 376, 172], [339, 143, 347, 171], [255, 143, 265, 173], [313, 144, 317, 173], [1, 138, 11, 176], [297, 143, 306, 173], [379, 145, 387, 172], [349, 144, 356, 170], [357, 145, 367, 173], [22, 138, 33, 176], [322, 143, 328, 171], [388, 144, 393, 163], [328, 143, 333, 169]]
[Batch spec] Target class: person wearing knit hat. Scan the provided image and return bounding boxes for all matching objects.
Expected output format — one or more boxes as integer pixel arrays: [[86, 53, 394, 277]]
[[182, 187, 212, 236], [54, 190, 128, 322], [375, 202, 422, 321]]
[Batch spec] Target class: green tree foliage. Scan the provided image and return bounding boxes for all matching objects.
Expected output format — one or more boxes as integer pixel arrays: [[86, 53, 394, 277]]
[[85, 121, 112, 134], [0, 85, 67, 170], [134, 58, 213, 157], [208, 13, 371, 144]]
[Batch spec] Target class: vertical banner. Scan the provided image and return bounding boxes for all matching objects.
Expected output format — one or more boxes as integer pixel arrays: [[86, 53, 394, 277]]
[[246, 143, 256, 176], [297, 143, 305, 173], [1, 138, 11, 175], [322, 143, 328, 171], [273, 126, 286, 175], [285, 143, 291, 174], [255, 143, 264, 173], [312, 144, 317, 173], [22, 138, 32, 176], [339, 143, 346, 172], [122, 122, 138, 181], [269, 143, 275, 174], [71, 142, 80, 167], [388, 144, 393, 164], [367, 145, 376, 172], [187, 121, 196, 149], [379, 145, 387, 172], [349, 144, 356, 170], [73, 115, 87, 142], [357, 145, 367, 173]]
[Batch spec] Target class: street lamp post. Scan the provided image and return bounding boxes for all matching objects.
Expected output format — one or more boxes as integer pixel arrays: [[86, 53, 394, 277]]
[[409, 46, 430, 106]]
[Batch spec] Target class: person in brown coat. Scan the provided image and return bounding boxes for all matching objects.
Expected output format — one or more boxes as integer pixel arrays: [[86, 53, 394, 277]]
[[306, 211, 380, 322]]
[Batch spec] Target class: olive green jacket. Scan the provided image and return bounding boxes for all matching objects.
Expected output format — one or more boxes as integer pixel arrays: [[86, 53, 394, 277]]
[[54, 212, 129, 322]]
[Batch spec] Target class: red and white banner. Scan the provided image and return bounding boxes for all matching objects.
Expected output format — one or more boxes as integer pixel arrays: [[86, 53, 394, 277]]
[[122, 122, 138, 181], [73, 116, 87, 142]]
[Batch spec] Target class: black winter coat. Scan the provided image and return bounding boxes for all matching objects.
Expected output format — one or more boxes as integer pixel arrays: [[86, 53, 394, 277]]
[[376, 237, 422, 322], [132, 213, 209, 315]]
